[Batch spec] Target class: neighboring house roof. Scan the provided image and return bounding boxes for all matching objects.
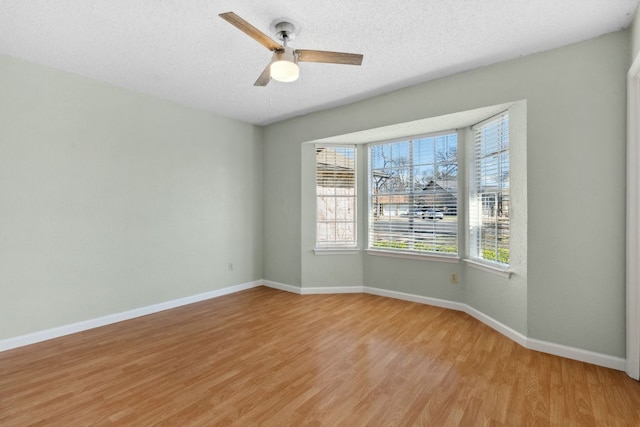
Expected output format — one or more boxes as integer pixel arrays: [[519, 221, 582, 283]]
[[316, 147, 354, 169], [316, 147, 355, 188], [422, 180, 457, 193]]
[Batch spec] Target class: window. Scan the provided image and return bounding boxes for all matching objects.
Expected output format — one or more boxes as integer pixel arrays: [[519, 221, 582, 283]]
[[315, 145, 357, 248], [368, 132, 458, 255], [469, 113, 510, 266]]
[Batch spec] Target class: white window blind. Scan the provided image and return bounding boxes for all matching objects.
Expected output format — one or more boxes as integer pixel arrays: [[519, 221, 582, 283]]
[[368, 132, 458, 255], [470, 113, 510, 266], [316, 145, 357, 248]]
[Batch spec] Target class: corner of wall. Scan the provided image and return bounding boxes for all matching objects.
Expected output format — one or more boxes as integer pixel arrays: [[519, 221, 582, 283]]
[[630, 5, 640, 60]]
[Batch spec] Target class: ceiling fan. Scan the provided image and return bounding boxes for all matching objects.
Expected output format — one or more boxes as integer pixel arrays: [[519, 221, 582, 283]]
[[219, 12, 364, 86]]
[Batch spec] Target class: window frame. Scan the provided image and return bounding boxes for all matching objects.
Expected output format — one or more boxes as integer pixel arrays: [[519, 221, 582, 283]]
[[314, 144, 358, 250], [366, 130, 460, 259], [468, 112, 511, 270]]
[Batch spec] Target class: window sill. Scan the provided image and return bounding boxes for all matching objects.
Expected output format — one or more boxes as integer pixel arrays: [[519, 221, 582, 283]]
[[314, 248, 361, 255], [365, 249, 460, 263], [464, 259, 512, 279]]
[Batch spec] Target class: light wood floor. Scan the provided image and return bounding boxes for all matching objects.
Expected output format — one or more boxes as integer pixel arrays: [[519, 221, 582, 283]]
[[1, 286, 640, 426]]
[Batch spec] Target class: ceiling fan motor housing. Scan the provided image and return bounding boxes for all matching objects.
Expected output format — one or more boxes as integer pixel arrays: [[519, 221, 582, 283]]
[[272, 21, 297, 42]]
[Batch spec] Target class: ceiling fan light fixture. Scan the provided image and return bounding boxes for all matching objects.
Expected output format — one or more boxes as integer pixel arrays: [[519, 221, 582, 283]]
[[219, 12, 363, 87], [270, 47, 299, 82]]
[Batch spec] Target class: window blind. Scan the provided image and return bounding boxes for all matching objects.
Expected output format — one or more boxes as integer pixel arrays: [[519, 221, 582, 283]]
[[316, 145, 357, 248], [368, 132, 458, 255], [470, 113, 510, 265]]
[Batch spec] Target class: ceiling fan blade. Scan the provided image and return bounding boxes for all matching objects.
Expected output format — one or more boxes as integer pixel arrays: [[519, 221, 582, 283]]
[[296, 50, 363, 65], [254, 63, 271, 86], [219, 12, 282, 51]]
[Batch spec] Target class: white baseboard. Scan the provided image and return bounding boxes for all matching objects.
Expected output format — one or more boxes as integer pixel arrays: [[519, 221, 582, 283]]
[[262, 280, 303, 294], [526, 338, 626, 371], [464, 305, 528, 348], [0, 280, 262, 352], [363, 286, 466, 312], [270, 283, 625, 371], [262, 281, 363, 295], [301, 286, 364, 294], [1, 280, 627, 372]]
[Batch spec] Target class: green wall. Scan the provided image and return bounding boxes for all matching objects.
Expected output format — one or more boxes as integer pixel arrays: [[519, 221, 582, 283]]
[[263, 31, 629, 357], [0, 55, 263, 340], [0, 29, 630, 359]]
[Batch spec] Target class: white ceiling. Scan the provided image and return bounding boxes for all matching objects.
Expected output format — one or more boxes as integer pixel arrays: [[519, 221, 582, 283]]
[[1, 0, 638, 126]]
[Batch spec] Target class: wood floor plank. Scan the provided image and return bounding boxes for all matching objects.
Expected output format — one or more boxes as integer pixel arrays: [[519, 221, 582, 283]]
[[1, 286, 640, 426]]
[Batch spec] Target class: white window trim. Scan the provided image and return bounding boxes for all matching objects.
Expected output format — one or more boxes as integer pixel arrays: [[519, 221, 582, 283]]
[[366, 248, 460, 263], [314, 248, 361, 255], [315, 144, 358, 249], [468, 111, 510, 268], [367, 130, 460, 258]]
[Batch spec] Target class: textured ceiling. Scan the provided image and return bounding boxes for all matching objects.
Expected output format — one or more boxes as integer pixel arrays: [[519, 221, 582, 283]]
[[1, 0, 638, 125]]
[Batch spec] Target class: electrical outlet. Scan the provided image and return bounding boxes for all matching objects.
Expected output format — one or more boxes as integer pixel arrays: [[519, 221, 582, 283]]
[[450, 273, 458, 284]]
